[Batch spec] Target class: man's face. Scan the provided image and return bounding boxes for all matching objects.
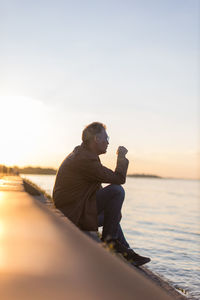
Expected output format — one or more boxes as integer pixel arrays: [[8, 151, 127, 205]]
[[95, 129, 109, 155]]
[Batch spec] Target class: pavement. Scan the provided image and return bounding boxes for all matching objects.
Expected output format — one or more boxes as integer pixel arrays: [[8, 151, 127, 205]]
[[0, 176, 180, 300]]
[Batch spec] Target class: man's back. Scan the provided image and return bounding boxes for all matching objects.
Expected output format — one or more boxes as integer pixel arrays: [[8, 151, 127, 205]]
[[53, 144, 101, 230], [53, 143, 128, 231]]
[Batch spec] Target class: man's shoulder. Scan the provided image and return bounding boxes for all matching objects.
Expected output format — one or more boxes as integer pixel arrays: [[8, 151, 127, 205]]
[[62, 145, 99, 166], [73, 144, 99, 161]]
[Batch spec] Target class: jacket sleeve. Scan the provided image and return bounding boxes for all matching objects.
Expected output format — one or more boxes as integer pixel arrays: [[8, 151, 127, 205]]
[[77, 156, 129, 184]]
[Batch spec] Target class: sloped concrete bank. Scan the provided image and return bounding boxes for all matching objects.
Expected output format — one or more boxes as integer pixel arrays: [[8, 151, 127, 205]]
[[22, 177, 188, 300]]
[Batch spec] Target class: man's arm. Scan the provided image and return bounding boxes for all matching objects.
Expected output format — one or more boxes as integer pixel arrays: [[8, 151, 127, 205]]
[[78, 146, 129, 184]]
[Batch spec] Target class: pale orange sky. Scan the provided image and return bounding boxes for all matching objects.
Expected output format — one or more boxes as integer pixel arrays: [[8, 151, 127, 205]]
[[1, 1, 199, 180], [1, 96, 199, 180]]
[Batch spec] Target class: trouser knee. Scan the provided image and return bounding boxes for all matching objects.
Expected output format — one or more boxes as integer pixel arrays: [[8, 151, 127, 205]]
[[109, 184, 125, 203]]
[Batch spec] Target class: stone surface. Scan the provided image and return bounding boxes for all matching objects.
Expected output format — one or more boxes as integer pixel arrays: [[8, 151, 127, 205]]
[[0, 176, 178, 300]]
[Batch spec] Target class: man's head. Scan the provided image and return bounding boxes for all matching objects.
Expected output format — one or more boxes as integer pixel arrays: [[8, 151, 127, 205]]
[[82, 122, 109, 155]]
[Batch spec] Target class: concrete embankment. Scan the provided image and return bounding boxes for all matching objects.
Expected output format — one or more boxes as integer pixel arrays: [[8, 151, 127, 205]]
[[0, 176, 186, 300]]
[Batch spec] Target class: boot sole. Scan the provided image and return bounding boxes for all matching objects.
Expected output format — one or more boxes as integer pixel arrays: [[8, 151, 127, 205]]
[[130, 257, 151, 267]]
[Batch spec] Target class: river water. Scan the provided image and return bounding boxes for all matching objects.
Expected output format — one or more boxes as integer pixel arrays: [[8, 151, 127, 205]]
[[21, 174, 200, 299]]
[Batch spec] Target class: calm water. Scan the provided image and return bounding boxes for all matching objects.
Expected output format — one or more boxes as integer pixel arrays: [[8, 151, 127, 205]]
[[22, 174, 200, 299]]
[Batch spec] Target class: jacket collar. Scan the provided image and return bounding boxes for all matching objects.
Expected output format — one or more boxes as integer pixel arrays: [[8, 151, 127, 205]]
[[74, 143, 99, 160]]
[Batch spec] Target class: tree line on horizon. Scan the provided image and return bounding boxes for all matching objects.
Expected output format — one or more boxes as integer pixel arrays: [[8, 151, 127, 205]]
[[0, 165, 57, 175], [0, 164, 161, 178], [127, 174, 162, 178]]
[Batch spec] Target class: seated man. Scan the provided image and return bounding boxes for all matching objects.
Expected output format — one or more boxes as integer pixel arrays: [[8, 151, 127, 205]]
[[53, 122, 150, 266]]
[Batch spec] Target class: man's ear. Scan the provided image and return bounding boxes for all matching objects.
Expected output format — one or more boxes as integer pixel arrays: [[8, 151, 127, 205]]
[[94, 135, 100, 143]]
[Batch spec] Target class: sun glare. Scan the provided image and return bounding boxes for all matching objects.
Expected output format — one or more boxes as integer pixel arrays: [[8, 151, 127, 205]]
[[0, 96, 47, 166]]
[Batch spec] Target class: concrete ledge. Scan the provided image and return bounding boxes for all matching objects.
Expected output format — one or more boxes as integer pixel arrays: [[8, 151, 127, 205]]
[[23, 178, 42, 196], [23, 177, 187, 299], [0, 176, 186, 299]]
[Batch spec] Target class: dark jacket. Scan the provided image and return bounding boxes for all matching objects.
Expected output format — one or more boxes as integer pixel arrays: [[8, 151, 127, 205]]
[[53, 144, 129, 231]]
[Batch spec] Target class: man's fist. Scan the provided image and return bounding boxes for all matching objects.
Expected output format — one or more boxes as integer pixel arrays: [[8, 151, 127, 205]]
[[117, 146, 128, 157]]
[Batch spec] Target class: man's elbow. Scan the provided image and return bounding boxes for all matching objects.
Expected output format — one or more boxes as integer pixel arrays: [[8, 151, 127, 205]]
[[121, 178, 126, 184], [116, 176, 126, 185]]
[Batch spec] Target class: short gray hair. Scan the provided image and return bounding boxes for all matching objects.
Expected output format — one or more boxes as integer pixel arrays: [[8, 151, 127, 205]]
[[82, 122, 106, 145]]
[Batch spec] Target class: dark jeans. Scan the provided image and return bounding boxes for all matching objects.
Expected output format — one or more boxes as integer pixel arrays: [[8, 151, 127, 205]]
[[96, 184, 130, 248]]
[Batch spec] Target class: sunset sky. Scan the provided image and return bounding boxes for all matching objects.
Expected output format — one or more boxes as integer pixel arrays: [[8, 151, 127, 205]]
[[1, 0, 199, 179]]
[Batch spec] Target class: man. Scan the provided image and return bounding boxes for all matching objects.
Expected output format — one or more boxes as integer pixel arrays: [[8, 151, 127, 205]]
[[53, 122, 150, 266]]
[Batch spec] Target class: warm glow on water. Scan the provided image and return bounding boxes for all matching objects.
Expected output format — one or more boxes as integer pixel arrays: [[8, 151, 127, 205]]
[[22, 174, 200, 299], [123, 178, 200, 299]]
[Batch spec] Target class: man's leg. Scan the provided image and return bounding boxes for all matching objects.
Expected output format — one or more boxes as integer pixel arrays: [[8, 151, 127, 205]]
[[96, 184, 151, 267], [96, 184, 129, 247]]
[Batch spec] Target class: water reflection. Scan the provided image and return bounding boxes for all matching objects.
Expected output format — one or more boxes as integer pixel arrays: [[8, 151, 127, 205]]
[[121, 178, 200, 299]]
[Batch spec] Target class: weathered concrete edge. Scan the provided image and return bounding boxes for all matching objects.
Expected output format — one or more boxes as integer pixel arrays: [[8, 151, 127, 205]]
[[22, 178, 188, 300]]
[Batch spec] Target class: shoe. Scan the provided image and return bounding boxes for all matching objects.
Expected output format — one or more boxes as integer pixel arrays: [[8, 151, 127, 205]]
[[124, 248, 151, 267], [106, 239, 151, 267]]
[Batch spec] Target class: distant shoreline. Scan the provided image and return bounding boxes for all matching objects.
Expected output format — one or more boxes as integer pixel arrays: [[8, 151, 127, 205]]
[[127, 174, 162, 179], [19, 168, 162, 178], [18, 167, 57, 175], [1, 165, 199, 180]]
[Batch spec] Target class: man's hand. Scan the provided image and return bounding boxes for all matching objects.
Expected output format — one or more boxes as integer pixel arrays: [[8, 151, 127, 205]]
[[117, 146, 128, 158]]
